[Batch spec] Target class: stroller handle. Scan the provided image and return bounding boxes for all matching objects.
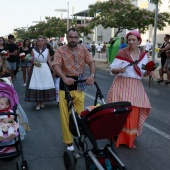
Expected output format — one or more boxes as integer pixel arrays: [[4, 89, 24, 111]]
[[74, 79, 103, 95], [63, 79, 104, 107]]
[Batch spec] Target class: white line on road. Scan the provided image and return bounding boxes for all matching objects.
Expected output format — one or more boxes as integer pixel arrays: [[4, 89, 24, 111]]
[[144, 123, 170, 140], [85, 93, 170, 140]]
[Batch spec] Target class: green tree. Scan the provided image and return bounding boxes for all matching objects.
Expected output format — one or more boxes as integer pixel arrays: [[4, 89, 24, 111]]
[[14, 28, 29, 40], [14, 16, 93, 40], [43, 17, 67, 38], [14, 17, 67, 40], [27, 21, 47, 39], [88, 0, 170, 36], [70, 17, 93, 40]]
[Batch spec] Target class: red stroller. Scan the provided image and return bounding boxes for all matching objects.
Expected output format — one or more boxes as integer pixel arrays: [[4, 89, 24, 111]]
[[63, 80, 132, 170], [0, 82, 28, 170]]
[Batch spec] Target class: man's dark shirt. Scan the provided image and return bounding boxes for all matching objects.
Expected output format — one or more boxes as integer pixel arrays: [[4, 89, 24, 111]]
[[6, 43, 19, 63]]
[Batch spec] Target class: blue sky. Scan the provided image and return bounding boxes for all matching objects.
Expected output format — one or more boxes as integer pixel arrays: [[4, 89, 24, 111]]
[[1, 0, 97, 36]]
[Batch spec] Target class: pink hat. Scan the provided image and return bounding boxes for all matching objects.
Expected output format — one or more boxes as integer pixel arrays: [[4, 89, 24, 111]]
[[126, 30, 142, 44]]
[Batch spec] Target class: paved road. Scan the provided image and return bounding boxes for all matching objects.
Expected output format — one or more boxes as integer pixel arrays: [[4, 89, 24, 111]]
[[1, 58, 170, 170]]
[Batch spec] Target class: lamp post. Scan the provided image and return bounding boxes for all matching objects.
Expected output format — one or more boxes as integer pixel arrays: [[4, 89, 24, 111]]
[[55, 2, 69, 30], [21, 23, 28, 30], [151, 1, 159, 62], [67, 2, 69, 31], [32, 16, 42, 24]]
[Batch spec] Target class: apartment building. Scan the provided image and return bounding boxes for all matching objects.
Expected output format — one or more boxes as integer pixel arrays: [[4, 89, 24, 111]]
[[73, 0, 170, 46]]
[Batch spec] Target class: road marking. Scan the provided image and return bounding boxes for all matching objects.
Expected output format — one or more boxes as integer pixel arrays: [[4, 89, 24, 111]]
[[144, 123, 170, 140], [85, 93, 170, 140]]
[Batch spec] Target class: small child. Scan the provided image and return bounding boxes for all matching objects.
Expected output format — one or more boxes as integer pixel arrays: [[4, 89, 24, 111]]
[[0, 96, 19, 141], [163, 50, 170, 84]]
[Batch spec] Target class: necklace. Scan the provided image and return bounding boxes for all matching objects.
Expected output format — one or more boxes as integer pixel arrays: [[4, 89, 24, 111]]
[[130, 49, 140, 61]]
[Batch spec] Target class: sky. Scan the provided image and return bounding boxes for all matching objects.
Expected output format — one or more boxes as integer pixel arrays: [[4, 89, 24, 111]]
[[1, 0, 97, 37]]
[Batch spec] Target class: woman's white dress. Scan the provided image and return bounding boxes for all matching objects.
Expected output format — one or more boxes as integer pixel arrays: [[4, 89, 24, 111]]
[[29, 48, 55, 90]]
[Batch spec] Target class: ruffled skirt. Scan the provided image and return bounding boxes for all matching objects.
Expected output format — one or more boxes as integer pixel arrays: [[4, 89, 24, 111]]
[[107, 76, 151, 147]]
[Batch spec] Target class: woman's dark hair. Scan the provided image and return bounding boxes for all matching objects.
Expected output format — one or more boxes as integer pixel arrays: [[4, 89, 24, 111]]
[[49, 49, 55, 56], [165, 34, 170, 39], [0, 37, 6, 47], [32, 39, 37, 46], [23, 39, 31, 48]]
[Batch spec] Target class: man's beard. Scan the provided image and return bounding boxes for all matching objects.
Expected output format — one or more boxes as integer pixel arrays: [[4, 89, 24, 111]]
[[68, 41, 77, 47]]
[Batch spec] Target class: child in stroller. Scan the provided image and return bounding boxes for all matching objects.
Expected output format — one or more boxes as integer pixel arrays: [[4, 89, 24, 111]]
[[0, 81, 29, 170], [0, 96, 19, 141], [63, 80, 132, 170]]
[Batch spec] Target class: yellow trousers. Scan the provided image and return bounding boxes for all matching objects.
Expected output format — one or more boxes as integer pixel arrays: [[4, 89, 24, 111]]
[[59, 90, 85, 144]]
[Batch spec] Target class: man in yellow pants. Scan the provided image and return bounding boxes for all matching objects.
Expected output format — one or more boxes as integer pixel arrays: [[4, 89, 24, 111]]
[[52, 28, 96, 151]]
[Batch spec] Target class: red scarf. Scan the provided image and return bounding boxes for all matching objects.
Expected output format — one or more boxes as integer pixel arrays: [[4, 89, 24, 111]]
[[0, 108, 10, 118], [116, 48, 146, 77]]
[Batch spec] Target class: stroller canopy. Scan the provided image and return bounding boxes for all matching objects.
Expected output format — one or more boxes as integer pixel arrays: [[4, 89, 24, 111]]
[[0, 82, 19, 110]]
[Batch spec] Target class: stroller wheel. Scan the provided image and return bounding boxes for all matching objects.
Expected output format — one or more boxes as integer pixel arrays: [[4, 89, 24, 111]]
[[16, 160, 28, 170], [63, 150, 76, 170], [16, 162, 20, 170], [21, 160, 28, 170]]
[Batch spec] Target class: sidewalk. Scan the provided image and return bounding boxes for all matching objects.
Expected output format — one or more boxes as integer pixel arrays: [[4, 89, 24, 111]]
[[93, 53, 161, 79]]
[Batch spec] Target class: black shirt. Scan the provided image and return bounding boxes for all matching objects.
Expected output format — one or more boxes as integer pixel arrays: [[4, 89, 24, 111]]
[[0, 46, 9, 53], [6, 43, 19, 63]]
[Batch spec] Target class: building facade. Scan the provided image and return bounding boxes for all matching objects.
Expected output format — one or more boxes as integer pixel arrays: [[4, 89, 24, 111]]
[[74, 0, 170, 46]]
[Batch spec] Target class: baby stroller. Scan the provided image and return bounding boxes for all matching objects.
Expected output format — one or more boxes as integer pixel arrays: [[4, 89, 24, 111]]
[[0, 82, 28, 170], [63, 80, 132, 170]]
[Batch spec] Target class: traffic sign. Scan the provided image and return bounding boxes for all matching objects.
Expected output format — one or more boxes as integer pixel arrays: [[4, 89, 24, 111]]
[[55, 9, 68, 12]]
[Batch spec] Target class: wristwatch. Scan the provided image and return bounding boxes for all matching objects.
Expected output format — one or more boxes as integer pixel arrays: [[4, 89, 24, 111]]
[[91, 74, 96, 79]]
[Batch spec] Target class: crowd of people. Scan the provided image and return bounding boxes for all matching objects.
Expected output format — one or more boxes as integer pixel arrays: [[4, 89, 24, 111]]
[[156, 34, 170, 84], [84, 41, 107, 58], [0, 29, 169, 153], [0, 34, 59, 111]]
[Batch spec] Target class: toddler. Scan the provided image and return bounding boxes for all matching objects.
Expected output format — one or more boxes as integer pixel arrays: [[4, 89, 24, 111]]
[[0, 96, 18, 141]]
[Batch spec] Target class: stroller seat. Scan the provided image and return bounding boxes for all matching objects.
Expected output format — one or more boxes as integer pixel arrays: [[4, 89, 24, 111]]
[[80, 101, 132, 148]]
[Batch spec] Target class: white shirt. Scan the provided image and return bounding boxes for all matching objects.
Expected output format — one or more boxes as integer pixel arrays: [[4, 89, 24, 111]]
[[145, 42, 150, 51], [110, 54, 148, 79], [96, 45, 102, 52]]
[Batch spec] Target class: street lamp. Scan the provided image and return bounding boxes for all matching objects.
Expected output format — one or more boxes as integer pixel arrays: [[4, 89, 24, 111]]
[[21, 23, 28, 30], [32, 21, 40, 24], [55, 2, 69, 30], [21, 27, 28, 30], [32, 16, 42, 24], [151, 3, 158, 62]]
